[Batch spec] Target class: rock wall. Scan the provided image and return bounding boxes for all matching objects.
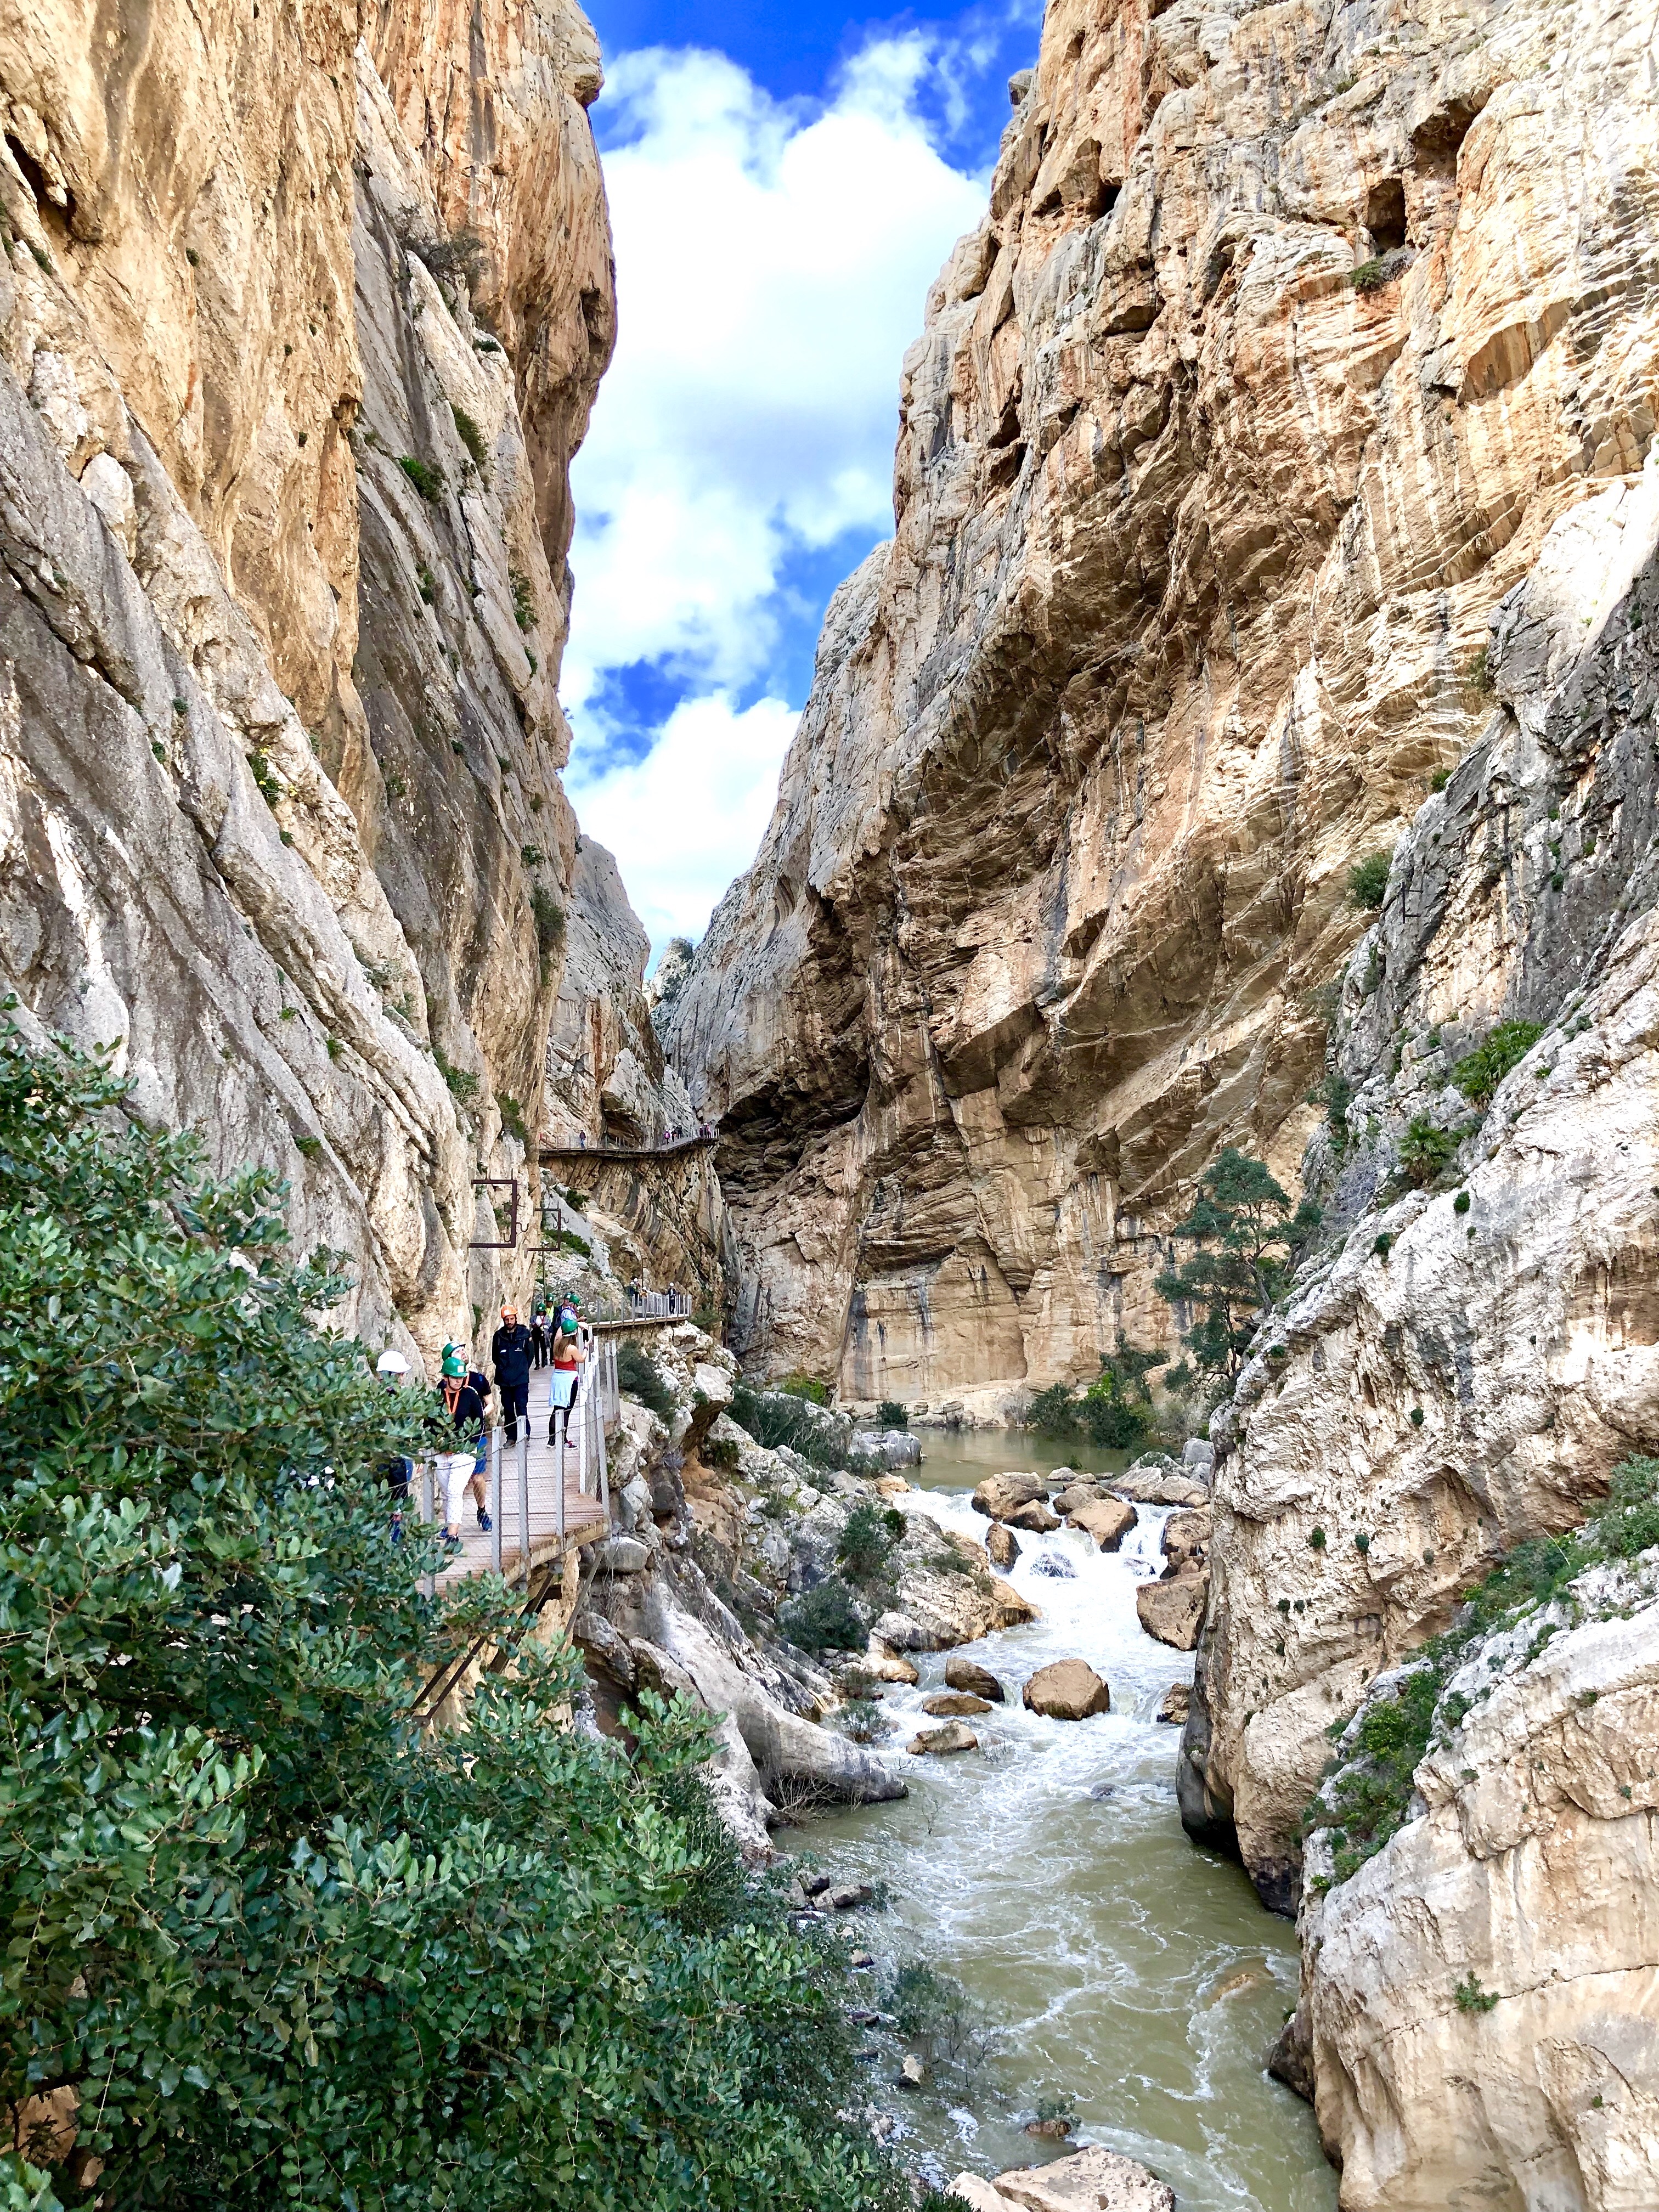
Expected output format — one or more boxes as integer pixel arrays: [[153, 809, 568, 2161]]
[[667, 0, 1659, 1406], [0, 0, 633, 1370]]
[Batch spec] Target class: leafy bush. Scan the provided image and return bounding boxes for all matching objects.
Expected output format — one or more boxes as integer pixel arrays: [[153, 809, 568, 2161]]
[[778, 1576, 867, 1653], [1452, 1019, 1544, 1105], [510, 568, 535, 631], [837, 1503, 906, 1586], [779, 1374, 831, 1406], [432, 1042, 480, 1105], [875, 1398, 909, 1429], [530, 885, 565, 982], [412, 225, 485, 284], [1308, 1454, 1659, 1883], [831, 1696, 893, 1746], [396, 453, 444, 502], [731, 1384, 859, 1472], [881, 1962, 997, 2073], [0, 1030, 924, 2212], [1347, 848, 1393, 909], [1398, 1114, 1460, 1188], [1349, 257, 1387, 292], [1307, 1070, 1354, 1154], [450, 401, 489, 473], [495, 1091, 528, 1145], [617, 1339, 675, 1421]]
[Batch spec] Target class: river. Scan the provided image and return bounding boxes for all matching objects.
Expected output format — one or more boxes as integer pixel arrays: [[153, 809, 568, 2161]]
[[790, 1430, 1338, 2210]]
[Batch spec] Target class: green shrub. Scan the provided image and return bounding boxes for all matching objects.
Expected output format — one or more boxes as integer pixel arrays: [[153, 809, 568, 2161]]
[[450, 401, 489, 473], [779, 1576, 867, 1653], [730, 1385, 856, 1472], [703, 1434, 740, 1471], [1347, 848, 1393, 909], [880, 1962, 995, 2072], [495, 1092, 528, 1145], [531, 885, 565, 982], [397, 453, 444, 501], [0, 1029, 932, 2212], [1349, 257, 1387, 292], [779, 1374, 831, 1406], [1307, 1070, 1354, 1154], [837, 1503, 906, 1586], [1455, 1974, 1499, 2014], [1453, 1189, 1471, 1214], [617, 1339, 675, 1421], [1154, 1152, 1321, 1381], [432, 1043, 481, 1105], [831, 1696, 893, 1745], [1452, 1019, 1544, 1105], [510, 568, 535, 631], [875, 1398, 909, 1429], [1027, 1381, 1081, 1439], [1398, 1114, 1460, 1188]]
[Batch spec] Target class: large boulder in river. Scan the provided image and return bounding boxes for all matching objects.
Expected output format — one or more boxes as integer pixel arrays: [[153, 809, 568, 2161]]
[[946, 1654, 1006, 1701], [908, 1720, 978, 1755], [949, 2145, 1175, 2211], [990, 1576, 1038, 1628], [1160, 1505, 1211, 1574], [1003, 1498, 1062, 1532], [923, 1690, 991, 1717], [1052, 1479, 1108, 1516], [971, 1471, 1049, 1520], [1022, 1658, 1111, 1719], [1156, 1681, 1192, 1725], [1111, 1465, 1209, 1508], [985, 1522, 1021, 1569], [1137, 1567, 1209, 1650], [1069, 1496, 1137, 1550]]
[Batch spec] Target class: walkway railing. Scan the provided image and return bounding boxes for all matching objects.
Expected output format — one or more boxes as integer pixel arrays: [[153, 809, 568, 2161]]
[[415, 1336, 624, 1593], [540, 1130, 717, 1161]]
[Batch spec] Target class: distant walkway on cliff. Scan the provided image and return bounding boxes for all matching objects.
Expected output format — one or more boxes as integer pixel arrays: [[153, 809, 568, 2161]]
[[540, 1130, 717, 1164]]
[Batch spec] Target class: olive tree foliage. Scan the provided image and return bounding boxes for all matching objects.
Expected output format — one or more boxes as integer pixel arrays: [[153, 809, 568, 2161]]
[[0, 1030, 928, 2212], [1153, 1148, 1321, 1380]]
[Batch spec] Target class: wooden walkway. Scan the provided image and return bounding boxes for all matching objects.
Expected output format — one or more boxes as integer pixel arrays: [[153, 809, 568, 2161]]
[[426, 1362, 617, 1590], [540, 1136, 716, 1164]]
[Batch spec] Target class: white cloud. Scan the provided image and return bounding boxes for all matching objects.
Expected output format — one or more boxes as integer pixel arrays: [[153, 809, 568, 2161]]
[[560, 35, 989, 954], [563, 36, 987, 703], [566, 694, 800, 952]]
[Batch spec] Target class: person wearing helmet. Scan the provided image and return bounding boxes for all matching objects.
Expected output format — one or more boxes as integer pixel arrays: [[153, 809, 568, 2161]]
[[433, 1352, 485, 1548], [547, 1304, 586, 1441], [375, 1350, 414, 1541]]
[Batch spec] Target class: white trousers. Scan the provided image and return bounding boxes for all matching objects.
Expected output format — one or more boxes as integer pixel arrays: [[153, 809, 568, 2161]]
[[439, 1451, 475, 1529]]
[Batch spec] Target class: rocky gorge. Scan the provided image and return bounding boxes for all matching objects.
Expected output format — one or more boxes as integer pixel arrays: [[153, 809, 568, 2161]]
[[6, 0, 1659, 2200]]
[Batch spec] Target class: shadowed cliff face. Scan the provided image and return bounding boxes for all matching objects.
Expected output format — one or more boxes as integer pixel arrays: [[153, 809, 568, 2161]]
[[0, 0, 617, 1367], [667, 0, 1659, 1408]]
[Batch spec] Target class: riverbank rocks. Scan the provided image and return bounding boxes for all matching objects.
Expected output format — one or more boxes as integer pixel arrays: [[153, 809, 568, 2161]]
[[1069, 1498, 1137, 1551], [1112, 1468, 1210, 1509], [923, 1691, 992, 1717], [862, 1640, 920, 1685], [826, 1882, 872, 1911], [949, 2146, 1175, 2212], [1052, 1479, 1107, 1516], [1156, 1684, 1192, 1726], [986, 1523, 1021, 1570], [1160, 1509, 1210, 1576], [874, 1474, 912, 1497], [972, 1472, 1048, 1520], [1031, 1553, 1076, 1579], [908, 1720, 979, 1755], [990, 1578, 1038, 1628], [946, 1655, 1006, 1702], [1005, 1499, 1062, 1533], [1137, 1571, 1208, 1652], [1023, 1660, 1110, 1720]]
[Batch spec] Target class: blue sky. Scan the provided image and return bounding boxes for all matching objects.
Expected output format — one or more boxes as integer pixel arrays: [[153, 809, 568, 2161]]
[[562, 0, 1040, 957]]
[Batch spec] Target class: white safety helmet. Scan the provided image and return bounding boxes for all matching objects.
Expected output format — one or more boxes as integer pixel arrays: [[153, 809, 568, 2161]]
[[375, 1350, 411, 1376]]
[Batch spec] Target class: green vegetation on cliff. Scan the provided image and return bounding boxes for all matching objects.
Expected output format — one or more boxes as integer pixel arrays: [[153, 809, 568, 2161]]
[[0, 1032, 940, 2212]]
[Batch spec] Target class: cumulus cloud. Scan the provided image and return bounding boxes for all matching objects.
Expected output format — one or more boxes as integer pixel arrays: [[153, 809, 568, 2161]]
[[560, 33, 991, 956], [565, 38, 986, 705], [565, 693, 801, 951]]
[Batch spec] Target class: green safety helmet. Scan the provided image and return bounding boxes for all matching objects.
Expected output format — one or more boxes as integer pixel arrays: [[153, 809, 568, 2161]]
[[441, 1353, 466, 1378], [560, 1312, 579, 1336]]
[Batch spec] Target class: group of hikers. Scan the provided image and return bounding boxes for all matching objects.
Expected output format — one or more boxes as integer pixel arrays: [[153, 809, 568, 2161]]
[[375, 1293, 589, 1549]]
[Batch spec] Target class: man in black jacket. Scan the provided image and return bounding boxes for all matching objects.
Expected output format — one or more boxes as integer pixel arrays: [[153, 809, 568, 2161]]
[[491, 1305, 534, 1443]]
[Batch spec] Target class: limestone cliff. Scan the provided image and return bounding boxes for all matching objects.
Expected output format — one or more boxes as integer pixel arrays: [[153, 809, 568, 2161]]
[[0, 0, 632, 1369], [667, 0, 1659, 1409]]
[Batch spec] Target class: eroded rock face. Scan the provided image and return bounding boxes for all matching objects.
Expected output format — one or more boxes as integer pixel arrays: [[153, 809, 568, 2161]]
[[0, 0, 627, 1369], [667, 0, 1659, 1413]]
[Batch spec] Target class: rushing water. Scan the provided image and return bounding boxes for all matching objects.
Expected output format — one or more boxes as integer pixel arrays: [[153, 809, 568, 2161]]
[[789, 1431, 1337, 2210]]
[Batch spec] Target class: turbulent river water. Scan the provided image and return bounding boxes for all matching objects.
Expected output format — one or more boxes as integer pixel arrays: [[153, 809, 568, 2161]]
[[791, 1431, 1338, 2210]]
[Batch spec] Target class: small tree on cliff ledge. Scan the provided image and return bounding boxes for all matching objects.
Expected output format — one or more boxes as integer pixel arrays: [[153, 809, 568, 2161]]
[[1154, 1148, 1321, 1380]]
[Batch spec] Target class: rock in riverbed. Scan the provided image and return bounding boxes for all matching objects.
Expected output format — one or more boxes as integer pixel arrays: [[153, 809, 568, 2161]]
[[907, 1720, 979, 1755], [971, 1472, 1048, 1521], [1156, 1683, 1191, 1726], [1137, 1570, 1208, 1651], [1031, 1551, 1076, 1578], [1160, 1506, 1211, 1574], [1022, 1660, 1111, 1720], [1005, 1499, 1062, 1532], [945, 1655, 1006, 1701], [923, 1690, 992, 1716], [1068, 1497, 1137, 1551], [985, 1523, 1022, 1570], [950, 2145, 1175, 2211]]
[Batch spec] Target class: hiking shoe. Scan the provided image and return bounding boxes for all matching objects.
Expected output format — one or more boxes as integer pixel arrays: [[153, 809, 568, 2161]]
[[478, 1509, 493, 1532], [443, 1533, 463, 1553]]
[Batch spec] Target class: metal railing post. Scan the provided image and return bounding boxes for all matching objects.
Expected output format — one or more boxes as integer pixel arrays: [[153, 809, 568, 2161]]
[[595, 1375, 610, 1515], [490, 1423, 503, 1577], [516, 1427, 529, 1585], [420, 1459, 435, 1599], [555, 1407, 567, 1546], [577, 1364, 589, 1496]]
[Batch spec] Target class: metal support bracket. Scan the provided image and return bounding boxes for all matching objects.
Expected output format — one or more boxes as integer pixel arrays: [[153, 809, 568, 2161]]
[[469, 1176, 521, 1250]]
